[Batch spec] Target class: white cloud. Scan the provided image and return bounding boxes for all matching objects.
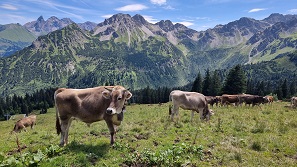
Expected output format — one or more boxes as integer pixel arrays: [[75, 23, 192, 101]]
[[248, 8, 266, 13], [175, 21, 194, 27], [102, 14, 113, 18], [115, 4, 148, 12], [288, 9, 297, 13], [150, 0, 166, 6], [143, 15, 158, 23], [0, 14, 27, 24], [0, 4, 18, 10], [196, 17, 210, 20], [163, 5, 174, 10]]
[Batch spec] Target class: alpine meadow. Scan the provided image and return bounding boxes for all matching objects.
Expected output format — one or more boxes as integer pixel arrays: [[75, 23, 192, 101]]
[[0, 12, 297, 166]]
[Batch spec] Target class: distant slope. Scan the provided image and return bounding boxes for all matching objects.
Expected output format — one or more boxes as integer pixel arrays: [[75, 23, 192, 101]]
[[0, 23, 36, 57]]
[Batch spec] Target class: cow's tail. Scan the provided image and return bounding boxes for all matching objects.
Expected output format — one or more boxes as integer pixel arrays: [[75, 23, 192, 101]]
[[168, 93, 173, 116], [54, 89, 63, 135]]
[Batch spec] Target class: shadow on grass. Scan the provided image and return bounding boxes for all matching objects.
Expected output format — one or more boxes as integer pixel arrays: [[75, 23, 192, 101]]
[[66, 140, 110, 157]]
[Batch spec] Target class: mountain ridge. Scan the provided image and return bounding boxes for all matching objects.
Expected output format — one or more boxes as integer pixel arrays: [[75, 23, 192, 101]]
[[0, 13, 297, 96]]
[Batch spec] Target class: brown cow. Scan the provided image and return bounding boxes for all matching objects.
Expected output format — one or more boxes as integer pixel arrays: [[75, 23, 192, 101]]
[[264, 95, 274, 104], [169, 90, 213, 121], [54, 85, 132, 146], [206, 96, 219, 107], [240, 95, 266, 107], [12, 115, 37, 133], [221, 94, 240, 106]]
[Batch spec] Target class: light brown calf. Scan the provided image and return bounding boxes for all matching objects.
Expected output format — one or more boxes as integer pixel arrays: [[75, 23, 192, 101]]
[[12, 115, 37, 133]]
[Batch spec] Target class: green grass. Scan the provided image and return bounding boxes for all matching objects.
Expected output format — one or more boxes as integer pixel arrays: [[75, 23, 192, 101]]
[[0, 102, 297, 166]]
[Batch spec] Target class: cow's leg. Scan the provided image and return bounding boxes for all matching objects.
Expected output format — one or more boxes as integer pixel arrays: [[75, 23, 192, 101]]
[[105, 121, 116, 145], [59, 117, 71, 146], [64, 118, 73, 145], [190, 110, 195, 122], [175, 106, 180, 121], [171, 105, 178, 121], [199, 108, 204, 120], [22, 125, 27, 132]]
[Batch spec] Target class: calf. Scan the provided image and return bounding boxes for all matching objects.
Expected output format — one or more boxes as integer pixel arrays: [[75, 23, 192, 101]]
[[12, 115, 37, 133]]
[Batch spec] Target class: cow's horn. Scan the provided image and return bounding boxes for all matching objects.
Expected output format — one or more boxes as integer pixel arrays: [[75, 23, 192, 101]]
[[105, 87, 113, 91]]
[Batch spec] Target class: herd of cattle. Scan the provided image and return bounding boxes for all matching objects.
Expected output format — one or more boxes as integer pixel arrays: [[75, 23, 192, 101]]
[[205, 94, 274, 107], [10, 85, 297, 146]]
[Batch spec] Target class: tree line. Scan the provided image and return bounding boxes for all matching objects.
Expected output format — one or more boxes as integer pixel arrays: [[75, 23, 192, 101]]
[[131, 64, 297, 104], [0, 88, 56, 121], [1, 64, 296, 120]]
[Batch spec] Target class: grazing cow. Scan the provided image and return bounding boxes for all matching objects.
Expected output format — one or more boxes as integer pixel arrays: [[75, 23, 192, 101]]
[[240, 95, 266, 107], [216, 96, 222, 106], [264, 95, 274, 104], [12, 115, 37, 133], [206, 96, 219, 107], [221, 94, 240, 106], [54, 85, 132, 146], [169, 90, 213, 121], [291, 96, 297, 108]]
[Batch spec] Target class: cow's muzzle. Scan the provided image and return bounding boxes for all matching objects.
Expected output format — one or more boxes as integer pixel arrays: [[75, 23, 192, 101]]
[[106, 108, 115, 115]]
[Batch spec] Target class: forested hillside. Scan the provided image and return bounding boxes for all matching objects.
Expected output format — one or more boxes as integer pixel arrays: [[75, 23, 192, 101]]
[[0, 13, 297, 99]]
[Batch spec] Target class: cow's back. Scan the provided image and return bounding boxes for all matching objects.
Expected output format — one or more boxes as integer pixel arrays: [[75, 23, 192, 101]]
[[170, 90, 207, 110], [55, 86, 110, 123]]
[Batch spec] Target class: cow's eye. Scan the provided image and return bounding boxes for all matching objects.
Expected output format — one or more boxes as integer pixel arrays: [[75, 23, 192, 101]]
[[117, 97, 122, 100]]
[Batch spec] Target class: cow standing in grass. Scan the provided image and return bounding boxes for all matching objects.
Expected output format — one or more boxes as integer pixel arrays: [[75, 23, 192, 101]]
[[12, 115, 37, 133], [206, 96, 219, 107], [169, 90, 213, 121], [221, 94, 241, 106], [264, 95, 274, 104], [54, 85, 132, 146], [291, 96, 297, 108]]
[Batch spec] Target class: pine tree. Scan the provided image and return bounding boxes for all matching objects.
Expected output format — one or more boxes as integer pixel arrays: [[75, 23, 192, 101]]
[[246, 79, 253, 94], [290, 81, 296, 96], [256, 81, 265, 96], [222, 64, 247, 94], [191, 71, 202, 93], [282, 79, 288, 99], [210, 70, 221, 95], [265, 81, 272, 95], [276, 85, 283, 100], [202, 69, 211, 95]]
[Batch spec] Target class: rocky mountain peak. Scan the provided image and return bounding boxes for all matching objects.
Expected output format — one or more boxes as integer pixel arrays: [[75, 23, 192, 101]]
[[23, 16, 74, 36], [103, 13, 132, 25], [157, 20, 174, 32], [47, 16, 59, 22], [78, 21, 97, 31], [174, 23, 189, 30], [263, 13, 285, 24], [37, 16, 45, 23], [132, 14, 148, 25]]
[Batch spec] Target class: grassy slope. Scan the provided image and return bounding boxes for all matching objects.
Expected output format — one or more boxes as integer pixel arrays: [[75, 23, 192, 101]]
[[0, 24, 36, 42], [0, 102, 297, 166]]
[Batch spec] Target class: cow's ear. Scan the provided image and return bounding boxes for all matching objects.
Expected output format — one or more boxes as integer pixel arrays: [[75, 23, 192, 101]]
[[102, 90, 111, 99], [125, 91, 132, 100]]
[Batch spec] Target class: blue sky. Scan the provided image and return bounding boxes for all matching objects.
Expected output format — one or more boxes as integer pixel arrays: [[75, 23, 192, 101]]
[[0, 0, 297, 31]]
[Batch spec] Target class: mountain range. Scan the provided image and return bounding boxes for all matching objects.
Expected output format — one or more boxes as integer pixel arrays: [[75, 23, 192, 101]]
[[0, 13, 297, 96]]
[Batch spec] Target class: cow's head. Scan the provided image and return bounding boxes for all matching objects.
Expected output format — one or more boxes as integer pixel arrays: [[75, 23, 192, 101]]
[[202, 109, 214, 121], [103, 86, 132, 115]]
